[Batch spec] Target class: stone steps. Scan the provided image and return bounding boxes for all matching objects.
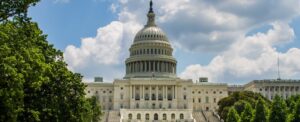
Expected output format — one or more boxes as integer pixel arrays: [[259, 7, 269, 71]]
[[193, 111, 206, 122]]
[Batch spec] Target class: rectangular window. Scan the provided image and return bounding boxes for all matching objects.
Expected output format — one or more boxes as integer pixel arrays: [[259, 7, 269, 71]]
[[205, 96, 209, 103]]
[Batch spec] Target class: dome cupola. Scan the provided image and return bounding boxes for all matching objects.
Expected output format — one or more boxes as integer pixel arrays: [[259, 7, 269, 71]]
[[124, 0, 177, 79]]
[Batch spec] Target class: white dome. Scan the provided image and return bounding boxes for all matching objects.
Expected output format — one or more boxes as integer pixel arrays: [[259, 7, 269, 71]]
[[134, 26, 168, 42]]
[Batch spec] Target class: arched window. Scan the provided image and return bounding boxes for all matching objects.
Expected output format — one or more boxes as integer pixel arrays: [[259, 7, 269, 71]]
[[154, 113, 158, 120], [171, 113, 175, 119], [180, 113, 184, 119], [146, 113, 150, 120], [137, 113, 141, 120], [163, 113, 167, 120], [128, 114, 132, 120]]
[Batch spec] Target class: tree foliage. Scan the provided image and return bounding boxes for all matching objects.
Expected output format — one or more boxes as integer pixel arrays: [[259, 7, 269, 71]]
[[0, 0, 39, 22], [218, 91, 270, 120], [240, 102, 253, 122], [226, 107, 240, 122], [0, 1, 101, 121], [252, 98, 268, 122], [233, 100, 248, 115], [269, 95, 287, 122], [84, 96, 103, 122], [290, 99, 300, 122]]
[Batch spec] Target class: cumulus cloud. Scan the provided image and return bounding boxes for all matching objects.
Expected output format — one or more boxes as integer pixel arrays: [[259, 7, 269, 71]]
[[64, 21, 123, 69], [63, 0, 300, 83], [180, 22, 300, 84], [64, 4, 142, 82]]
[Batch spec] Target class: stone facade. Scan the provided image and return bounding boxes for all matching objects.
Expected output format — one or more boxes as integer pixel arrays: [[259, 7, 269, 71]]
[[85, 78, 227, 121], [244, 79, 300, 100]]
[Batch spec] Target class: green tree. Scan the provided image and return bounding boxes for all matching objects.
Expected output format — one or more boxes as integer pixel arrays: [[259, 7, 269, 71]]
[[226, 107, 240, 122], [269, 95, 287, 122], [0, 0, 39, 22], [218, 91, 270, 120], [233, 100, 248, 115], [86, 96, 102, 122], [0, 1, 102, 121], [240, 102, 253, 122], [252, 98, 268, 122], [290, 99, 300, 122]]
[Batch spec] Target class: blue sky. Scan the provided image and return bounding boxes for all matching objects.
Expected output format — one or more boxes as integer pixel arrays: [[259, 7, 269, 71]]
[[28, 0, 300, 84]]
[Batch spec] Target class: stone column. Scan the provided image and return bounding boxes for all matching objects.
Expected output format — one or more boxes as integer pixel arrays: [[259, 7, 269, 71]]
[[136, 62, 138, 72], [128, 63, 130, 73], [284, 86, 287, 99], [144, 61, 147, 72], [156, 85, 158, 101], [175, 85, 177, 99], [173, 85, 175, 99], [161, 62, 164, 72], [148, 61, 151, 72], [140, 61, 142, 72], [150, 85, 152, 100], [157, 61, 160, 72], [133, 85, 135, 100], [169, 63, 171, 73], [142, 85, 144, 99], [174, 63, 176, 74], [130, 85, 132, 100], [160, 61, 162, 72], [153, 61, 156, 72], [164, 86, 166, 99], [137, 62, 140, 72], [132, 62, 135, 73]]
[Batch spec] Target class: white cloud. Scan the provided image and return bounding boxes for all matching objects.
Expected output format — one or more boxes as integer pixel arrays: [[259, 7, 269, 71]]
[[64, 21, 123, 70], [180, 22, 300, 84], [64, 6, 142, 82]]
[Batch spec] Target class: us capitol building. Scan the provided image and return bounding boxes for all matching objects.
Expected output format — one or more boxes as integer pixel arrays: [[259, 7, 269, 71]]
[[84, 1, 300, 122]]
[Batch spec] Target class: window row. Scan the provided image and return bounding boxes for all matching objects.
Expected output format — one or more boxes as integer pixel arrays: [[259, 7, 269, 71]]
[[192, 91, 223, 94], [192, 97, 217, 103], [126, 61, 176, 73], [87, 90, 112, 94], [135, 34, 166, 40], [128, 113, 184, 120], [131, 48, 171, 56], [260, 87, 299, 92]]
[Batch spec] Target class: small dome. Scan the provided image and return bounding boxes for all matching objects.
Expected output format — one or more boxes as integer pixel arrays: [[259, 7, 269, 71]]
[[134, 26, 168, 42]]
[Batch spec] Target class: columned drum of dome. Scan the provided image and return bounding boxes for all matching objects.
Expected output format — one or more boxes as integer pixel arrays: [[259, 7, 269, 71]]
[[124, 1, 177, 79]]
